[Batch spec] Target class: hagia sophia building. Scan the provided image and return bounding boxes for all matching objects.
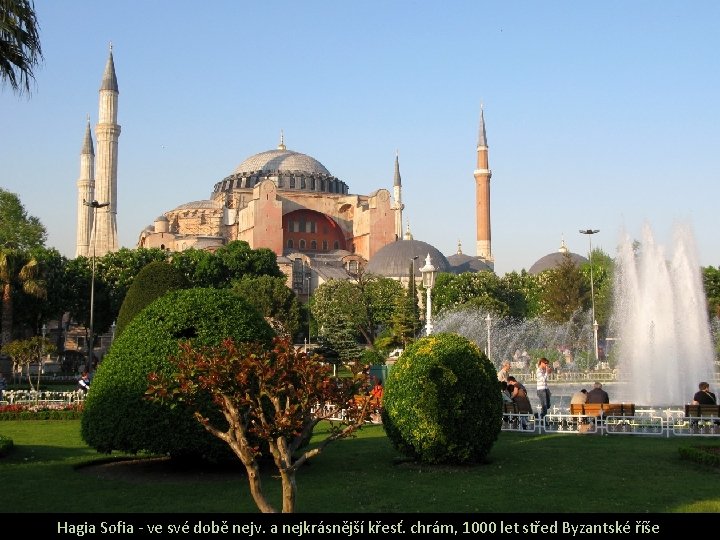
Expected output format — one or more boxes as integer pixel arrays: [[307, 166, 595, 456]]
[[76, 48, 576, 297]]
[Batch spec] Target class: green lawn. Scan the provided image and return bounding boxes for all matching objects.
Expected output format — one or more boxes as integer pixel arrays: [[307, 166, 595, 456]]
[[0, 420, 718, 513]]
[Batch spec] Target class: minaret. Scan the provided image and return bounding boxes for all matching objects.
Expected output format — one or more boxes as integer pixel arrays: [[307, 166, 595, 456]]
[[473, 105, 493, 264], [93, 44, 121, 256], [75, 117, 95, 258], [393, 151, 404, 240]]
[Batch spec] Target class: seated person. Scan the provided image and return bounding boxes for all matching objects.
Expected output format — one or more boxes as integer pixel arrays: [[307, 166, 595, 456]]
[[585, 381, 609, 404], [507, 376, 533, 414], [692, 381, 717, 405], [499, 381, 513, 403], [570, 388, 587, 405]]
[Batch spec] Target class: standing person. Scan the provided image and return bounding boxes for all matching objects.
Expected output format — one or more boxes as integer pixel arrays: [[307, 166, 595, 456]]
[[497, 360, 511, 383], [692, 382, 717, 405], [585, 381, 610, 404], [535, 357, 552, 418], [77, 371, 91, 394]]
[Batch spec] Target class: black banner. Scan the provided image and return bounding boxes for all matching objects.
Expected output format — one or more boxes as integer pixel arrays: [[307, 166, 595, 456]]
[[32, 512, 709, 538]]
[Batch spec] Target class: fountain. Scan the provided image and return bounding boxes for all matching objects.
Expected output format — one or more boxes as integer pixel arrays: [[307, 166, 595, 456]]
[[433, 308, 595, 373], [432, 222, 717, 410], [612, 222, 715, 407]]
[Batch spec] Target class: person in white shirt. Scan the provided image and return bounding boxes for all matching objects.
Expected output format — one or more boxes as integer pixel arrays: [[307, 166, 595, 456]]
[[535, 357, 552, 418]]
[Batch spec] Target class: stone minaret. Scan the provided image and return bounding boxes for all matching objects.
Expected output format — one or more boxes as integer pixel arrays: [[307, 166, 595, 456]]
[[393, 151, 404, 240], [75, 118, 95, 257], [92, 44, 121, 256], [474, 105, 493, 263]]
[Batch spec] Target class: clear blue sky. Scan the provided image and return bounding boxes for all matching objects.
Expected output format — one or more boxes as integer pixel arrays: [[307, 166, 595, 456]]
[[2, 1, 719, 276]]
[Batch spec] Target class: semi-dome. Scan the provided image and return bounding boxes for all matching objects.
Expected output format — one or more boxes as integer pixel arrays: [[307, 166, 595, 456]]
[[528, 240, 587, 274], [366, 238, 451, 278], [172, 200, 222, 211], [233, 148, 331, 176]]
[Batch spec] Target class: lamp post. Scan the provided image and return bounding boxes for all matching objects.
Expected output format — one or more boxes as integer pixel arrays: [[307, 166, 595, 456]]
[[419, 254, 437, 336], [84, 199, 110, 374], [410, 255, 419, 337], [110, 321, 116, 343], [38, 323, 47, 392], [485, 313, 491, 361], [579, 229, 600, 363], [306, 273, 312, 349]]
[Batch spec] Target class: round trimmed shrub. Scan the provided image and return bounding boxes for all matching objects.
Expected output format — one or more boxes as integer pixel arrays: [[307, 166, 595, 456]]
[[81, 288, 274, 463], [381, 332, 501, 464], [115, 261, 190, 339]]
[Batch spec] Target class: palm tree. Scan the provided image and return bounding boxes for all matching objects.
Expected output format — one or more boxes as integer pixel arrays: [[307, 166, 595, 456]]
[[0, 249, 46, 345], [0, 0, 43, 96]]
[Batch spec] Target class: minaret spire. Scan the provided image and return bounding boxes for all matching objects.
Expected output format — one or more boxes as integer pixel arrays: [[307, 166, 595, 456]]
[[93, 43, 121, 256], [75, 117, 95, 257], [393, 150, 404, 240], [278, 130, 286, 150], [473, 103, 494, 268]]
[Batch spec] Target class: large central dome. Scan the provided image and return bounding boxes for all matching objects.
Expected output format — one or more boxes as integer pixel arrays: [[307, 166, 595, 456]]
[[213, 137, 349, 196], [233, 148, 331, 176]]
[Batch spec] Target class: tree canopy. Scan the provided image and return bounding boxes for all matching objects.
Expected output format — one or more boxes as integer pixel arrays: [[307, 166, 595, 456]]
[[0, 188, 46, 249], [0, 0, 43, 96]]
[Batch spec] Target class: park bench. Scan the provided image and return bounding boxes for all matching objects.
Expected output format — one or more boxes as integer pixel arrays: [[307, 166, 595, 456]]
[[684, 404, 720, 434], [684, 404, 720, 418], [570, 403, 635, 417], [501, 402, 535, 431], [569, 403, 636, 433]]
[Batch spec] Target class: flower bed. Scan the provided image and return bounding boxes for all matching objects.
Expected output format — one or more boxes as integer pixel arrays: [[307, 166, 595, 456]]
[[0, 402, 84, 421]]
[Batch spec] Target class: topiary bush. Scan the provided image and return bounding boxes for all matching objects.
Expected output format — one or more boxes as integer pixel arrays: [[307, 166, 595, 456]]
[[114, 260, 190, 339], [381, 332, 501, 464], [81, 288, 274, 463]]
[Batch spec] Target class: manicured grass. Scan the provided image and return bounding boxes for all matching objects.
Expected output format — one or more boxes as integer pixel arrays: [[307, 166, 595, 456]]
[[0, 420, 719, 513]]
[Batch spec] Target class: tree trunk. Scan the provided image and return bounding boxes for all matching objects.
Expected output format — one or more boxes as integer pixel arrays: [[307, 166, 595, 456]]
[[227, 438, 278, 513], [280, 469, 297, 513], [1, 283, 13, 346]]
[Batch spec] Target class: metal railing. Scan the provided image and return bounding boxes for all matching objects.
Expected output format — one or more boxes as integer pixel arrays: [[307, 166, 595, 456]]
[[502, 406, 720, 437], [0, 389, 86, 406]]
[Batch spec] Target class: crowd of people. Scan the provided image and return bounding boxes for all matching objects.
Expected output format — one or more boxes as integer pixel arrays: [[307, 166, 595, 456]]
[[497, 358, 717, 414]]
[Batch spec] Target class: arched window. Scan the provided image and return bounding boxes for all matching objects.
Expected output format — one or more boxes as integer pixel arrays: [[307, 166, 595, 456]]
[[287, 239, 294, 249], [322, 240, 328, 251], [299, 239, 306, 250], [310, 240, 317, 250], [333, 241, 339, 249]]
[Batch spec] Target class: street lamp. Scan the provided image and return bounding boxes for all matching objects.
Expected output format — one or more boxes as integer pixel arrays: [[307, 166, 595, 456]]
[[84, 199, 110, 374], [409, 255, 419, 337], [485, 313, 491, 361], [38, 323, 47, 392], [579, 229, 600, 363], [419, 254, 437, 336], [110, 321, 116, 342]]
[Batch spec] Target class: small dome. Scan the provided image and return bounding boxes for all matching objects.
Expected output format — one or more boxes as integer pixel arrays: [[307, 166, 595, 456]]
[[366, 239, 451, 278], [233, 149, 331, 176], [154, 215, 168, 222], [528, 240, 587, 274], [446, 252, 494, 274]]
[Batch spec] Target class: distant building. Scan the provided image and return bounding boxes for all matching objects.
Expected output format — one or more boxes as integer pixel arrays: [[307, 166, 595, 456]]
[[75, 48, 501, 290]]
